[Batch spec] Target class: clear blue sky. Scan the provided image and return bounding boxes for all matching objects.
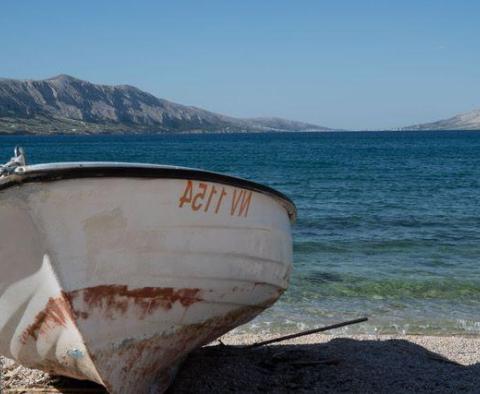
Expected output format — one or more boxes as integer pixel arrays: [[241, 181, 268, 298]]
[[1, 1, 479, 130]]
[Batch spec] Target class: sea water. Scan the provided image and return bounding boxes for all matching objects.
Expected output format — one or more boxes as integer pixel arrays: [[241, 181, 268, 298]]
[[1, 131, 479, 335]]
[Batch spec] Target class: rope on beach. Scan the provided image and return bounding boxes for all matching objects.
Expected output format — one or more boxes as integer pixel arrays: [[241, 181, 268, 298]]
[[244, 317, 368, 348]]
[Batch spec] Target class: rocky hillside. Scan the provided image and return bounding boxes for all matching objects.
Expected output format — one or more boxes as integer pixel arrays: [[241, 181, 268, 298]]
[[0, 75, 332, 134], [401, 108, 480, 131]]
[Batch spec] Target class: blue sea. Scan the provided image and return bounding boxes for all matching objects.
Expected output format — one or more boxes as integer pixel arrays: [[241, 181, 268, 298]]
[[1, 131, 479, 335]]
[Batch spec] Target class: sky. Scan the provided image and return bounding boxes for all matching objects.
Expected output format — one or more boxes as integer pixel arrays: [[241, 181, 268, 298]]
[[0, 0, 479, 130]]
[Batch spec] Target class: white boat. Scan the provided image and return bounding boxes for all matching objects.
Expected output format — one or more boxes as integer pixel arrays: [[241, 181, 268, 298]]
[[0, 147, 295, 393]]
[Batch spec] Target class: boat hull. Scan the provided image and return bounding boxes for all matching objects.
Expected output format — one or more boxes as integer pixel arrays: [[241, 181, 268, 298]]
[[0, 175, 293, 393]]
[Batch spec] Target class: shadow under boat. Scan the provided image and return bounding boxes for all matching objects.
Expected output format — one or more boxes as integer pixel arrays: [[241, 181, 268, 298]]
[[169, 338, 480, 393], [14, 337, 479, 393]]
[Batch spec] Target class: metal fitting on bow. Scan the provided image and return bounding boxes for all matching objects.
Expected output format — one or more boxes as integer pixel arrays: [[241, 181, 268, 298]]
[[0, 146, 26, 177]]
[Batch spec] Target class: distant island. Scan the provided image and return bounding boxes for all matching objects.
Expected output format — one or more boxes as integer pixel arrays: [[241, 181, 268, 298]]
[[0, 75, 333, 135], [400, 108, 480, 131]]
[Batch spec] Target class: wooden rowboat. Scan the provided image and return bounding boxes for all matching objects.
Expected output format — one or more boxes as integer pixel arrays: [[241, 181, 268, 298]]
[[0, 147, 295, 393]]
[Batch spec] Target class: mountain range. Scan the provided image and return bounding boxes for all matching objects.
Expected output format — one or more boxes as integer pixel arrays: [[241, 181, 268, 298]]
[[0, 75, 332, 134], [400, 108, 480, 131], [1, 75, 479, 133]]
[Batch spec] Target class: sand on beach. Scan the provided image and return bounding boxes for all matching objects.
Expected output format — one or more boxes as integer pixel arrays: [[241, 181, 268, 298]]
[[1, 333, 480, 393]]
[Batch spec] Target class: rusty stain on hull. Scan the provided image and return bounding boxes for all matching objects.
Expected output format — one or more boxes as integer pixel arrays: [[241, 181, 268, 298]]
[[21, 286, 204, 344], [17, 284, 283, 393], [91, 303, 268, 393], [67, 286, 203, 320], [20, 295, 75, 344]]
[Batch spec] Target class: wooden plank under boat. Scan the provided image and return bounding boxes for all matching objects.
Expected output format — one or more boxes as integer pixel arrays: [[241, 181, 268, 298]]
[[0, 148, 296, 393]]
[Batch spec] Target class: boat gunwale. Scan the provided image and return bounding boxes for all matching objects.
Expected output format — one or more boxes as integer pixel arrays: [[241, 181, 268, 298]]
[[0, 162, 296, 221]]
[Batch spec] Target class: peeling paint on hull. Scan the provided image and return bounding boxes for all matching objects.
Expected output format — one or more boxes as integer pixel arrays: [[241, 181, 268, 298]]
[[0, 176, 293, 393], [18, 284, 278, 393]]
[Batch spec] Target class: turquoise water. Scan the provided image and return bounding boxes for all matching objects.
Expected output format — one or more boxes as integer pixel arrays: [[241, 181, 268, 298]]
[[1, 131, 479, 335]]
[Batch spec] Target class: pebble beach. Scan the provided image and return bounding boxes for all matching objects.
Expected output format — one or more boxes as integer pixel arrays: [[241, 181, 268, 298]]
[[2, 333, 480, 393]]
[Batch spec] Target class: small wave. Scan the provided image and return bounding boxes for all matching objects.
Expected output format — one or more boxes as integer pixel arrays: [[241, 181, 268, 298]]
[[295, 275, 480, 300], [235, 310, 480, 336], [306, 271, 344, 284], [294, 241, 350, 254]]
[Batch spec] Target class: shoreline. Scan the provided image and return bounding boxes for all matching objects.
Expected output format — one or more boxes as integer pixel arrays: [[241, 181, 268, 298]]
[[2, 332, 480, 393]]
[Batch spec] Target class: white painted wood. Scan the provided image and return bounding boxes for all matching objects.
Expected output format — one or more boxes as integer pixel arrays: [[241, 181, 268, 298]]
[[0, 167, 294, 393]]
